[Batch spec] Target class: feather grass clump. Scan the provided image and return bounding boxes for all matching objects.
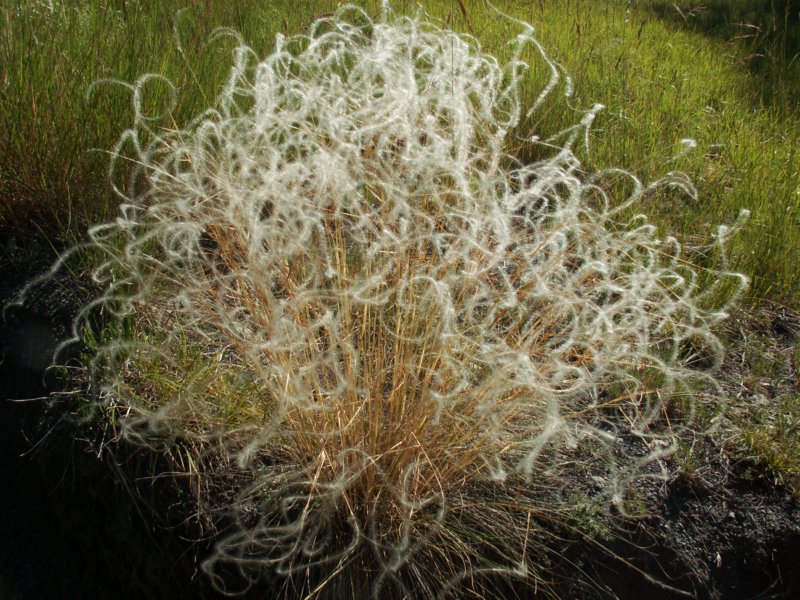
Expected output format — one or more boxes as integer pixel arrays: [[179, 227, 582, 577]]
[[16, 3, 748, 597]]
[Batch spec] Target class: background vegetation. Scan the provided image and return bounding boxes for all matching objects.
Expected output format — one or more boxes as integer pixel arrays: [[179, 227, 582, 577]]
[[2, 0, 798, 305]]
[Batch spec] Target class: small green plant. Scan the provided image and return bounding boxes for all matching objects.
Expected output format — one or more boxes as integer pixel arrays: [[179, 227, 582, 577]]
[[8, 3, 748, 597], [734, 393, 800, 495]]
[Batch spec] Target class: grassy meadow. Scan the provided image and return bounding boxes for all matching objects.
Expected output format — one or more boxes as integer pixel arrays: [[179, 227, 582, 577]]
[[2, 0, 798, 303], [1, 0, 799, 596]]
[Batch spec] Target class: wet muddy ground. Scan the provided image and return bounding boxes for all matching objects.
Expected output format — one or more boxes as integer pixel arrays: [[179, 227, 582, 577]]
[[2, 256, 798, 599]]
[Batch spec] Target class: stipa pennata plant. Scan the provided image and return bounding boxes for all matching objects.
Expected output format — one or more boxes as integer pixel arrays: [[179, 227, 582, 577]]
[[15, 3, 749, 598]]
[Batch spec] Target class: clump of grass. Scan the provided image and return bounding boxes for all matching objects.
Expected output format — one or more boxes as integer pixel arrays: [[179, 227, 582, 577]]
[[10, 3, 748, 597], [736, 394, 800, 495]]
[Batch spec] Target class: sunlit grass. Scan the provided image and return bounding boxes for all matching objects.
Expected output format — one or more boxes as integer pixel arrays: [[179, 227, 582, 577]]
[[2, 1, 797, 301]]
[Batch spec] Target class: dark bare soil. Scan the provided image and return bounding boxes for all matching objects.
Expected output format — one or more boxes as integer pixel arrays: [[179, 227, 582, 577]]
[[558, 446, 800, 599], [2, 252, 798, 599]]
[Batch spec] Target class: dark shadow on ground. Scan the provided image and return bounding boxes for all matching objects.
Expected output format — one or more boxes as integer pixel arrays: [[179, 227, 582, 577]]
[[0, 243, 214, 599]]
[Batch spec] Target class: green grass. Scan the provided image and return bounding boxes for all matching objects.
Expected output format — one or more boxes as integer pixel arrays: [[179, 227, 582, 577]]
[[2, 0, 798, 303], [735, 393, 800, 495], [499, 0, 800, 305], [0, 0, 334, 237]]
